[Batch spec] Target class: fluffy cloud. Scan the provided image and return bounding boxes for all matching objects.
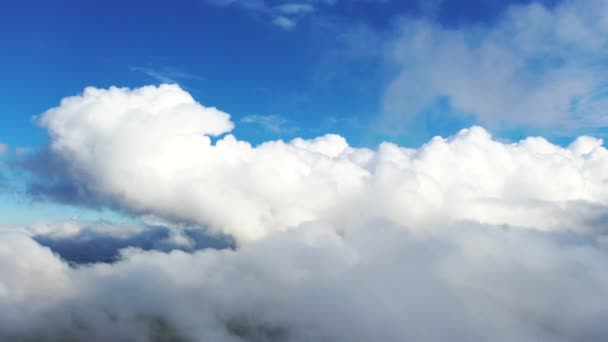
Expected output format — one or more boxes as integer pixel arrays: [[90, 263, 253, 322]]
[[5, 83, 608, 341], [35, 84, 608, 243], [384, 0, 608, 132], [1, 219, 608, 341]]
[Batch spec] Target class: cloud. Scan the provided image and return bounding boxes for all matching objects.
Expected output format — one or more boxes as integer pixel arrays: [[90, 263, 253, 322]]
[[383, 0, 608, 133], [32, 84, 608, 245], [241, 114, 291, 133], [272, 15, 297, 30], [204, 0, 320, 30], [130, 66, 205, 85], [205, 0, 267, 11], [276, 3, 315, 15], [0, 143, 7, 155], [1, 219, 608, 341], [5, 82, 608, 341]]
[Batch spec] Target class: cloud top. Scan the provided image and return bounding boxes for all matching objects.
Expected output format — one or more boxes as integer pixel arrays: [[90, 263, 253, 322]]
[[35, 84, 608, 244], [3, 82, 608, 341]]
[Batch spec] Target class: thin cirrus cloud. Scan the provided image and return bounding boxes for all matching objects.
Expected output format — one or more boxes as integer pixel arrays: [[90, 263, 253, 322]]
[[383, 0, 608, 134], [204, 0, 318, 29], [130, 66, 206, 85], [240, 114, 291, 133]]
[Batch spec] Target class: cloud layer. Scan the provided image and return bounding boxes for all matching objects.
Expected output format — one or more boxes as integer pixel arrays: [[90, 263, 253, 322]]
[[5, 83, 608, 341], [2, 219, 608, 341]]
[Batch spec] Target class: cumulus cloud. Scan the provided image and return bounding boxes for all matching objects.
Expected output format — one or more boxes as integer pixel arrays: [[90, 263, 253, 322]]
[[383, 0, 608, 132], [276, 3, 315, 15], [9, 83, 608, 340], [34, 84, 608, 243]]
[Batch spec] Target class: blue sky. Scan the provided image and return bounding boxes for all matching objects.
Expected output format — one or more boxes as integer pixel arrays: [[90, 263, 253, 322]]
[[1, 0, 566, 146], [3, 2, 608, 339], [0, 0, 606, 224]]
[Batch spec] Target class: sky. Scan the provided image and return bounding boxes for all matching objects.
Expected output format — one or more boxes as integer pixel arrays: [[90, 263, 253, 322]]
[[1, 1, 608, 341], [2, 0, 606, 224], [1, 0, 577, 147]]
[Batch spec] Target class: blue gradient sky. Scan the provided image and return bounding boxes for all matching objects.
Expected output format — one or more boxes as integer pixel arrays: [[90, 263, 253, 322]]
[[1, 0, 563, 147], [0, 0, 605, 224]]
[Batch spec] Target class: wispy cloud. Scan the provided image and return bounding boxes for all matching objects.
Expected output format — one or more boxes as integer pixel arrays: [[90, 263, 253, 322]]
[[272, 15, 297, 30], [7, 84, 608, 340], [382, 0, 608, 134], [240, 114, 292, 133], [14, 147, 32, 157], [276, 3, 315, 15], [204, 0, 323, 30], [130, 66, 205, 84]]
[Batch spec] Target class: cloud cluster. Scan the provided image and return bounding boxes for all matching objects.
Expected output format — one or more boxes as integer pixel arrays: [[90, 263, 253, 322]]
[[6, 83, 607, 340], [35, 84, 608, 244], [384, 0, 608, 132], [2, 219, 608, 341]]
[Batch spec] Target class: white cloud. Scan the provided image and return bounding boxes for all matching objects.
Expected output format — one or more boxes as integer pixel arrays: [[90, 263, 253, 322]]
[[276, 3, 315, 15], [241, 114, 290, 132], [5, 82, 608, 341], [383, 0, 608, 133], [1, 219, 608, 341], [130, 66, 205, 85], [205, 0, 320, 30], [273, 15, 297, 30], [36, 84, 608, 244], [0, 143, 7, 155], [205, 0, 267, 11]]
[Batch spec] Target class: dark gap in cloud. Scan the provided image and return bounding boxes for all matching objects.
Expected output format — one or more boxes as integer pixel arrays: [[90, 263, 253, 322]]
[[18, 147, 106, 208], [34, 225, 235, 265]]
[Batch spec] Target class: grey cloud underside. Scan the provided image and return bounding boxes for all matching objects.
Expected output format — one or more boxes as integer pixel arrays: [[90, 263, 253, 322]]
[[20, 149, 105, 208], [2, 220, 608, 341]]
